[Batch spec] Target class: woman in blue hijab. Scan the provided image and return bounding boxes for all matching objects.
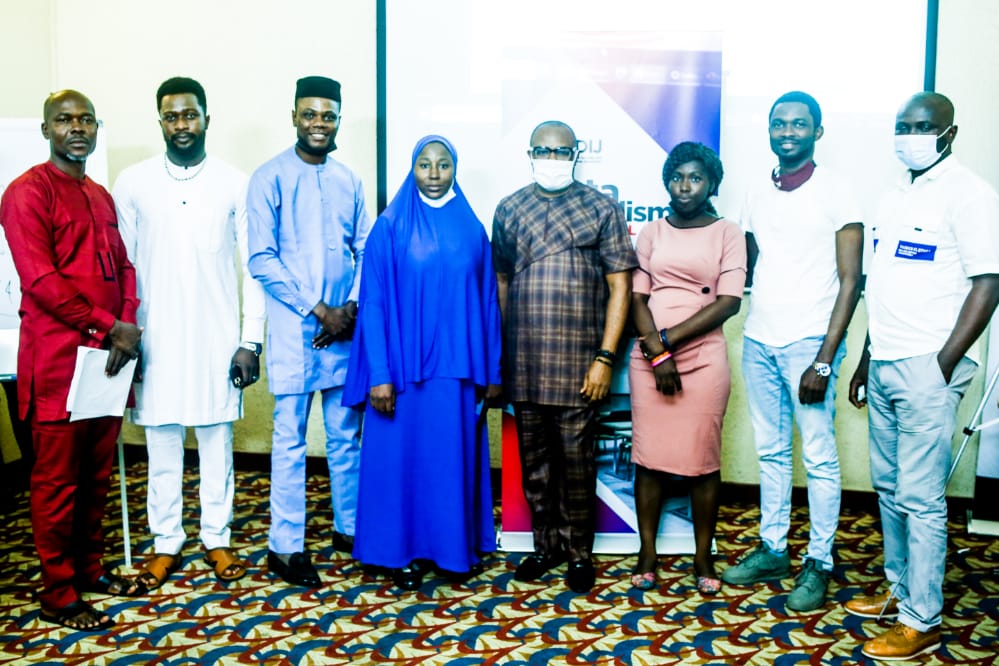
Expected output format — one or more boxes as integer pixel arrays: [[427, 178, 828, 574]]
[[343, 135, 502, 590]]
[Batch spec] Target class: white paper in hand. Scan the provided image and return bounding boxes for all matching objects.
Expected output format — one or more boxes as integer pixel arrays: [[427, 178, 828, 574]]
[[0, 328, 17, 378], [65, 346, 137, 422]]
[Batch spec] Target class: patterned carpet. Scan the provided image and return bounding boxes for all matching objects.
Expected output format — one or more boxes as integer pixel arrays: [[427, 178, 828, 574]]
[[0, 462, 996, 665]]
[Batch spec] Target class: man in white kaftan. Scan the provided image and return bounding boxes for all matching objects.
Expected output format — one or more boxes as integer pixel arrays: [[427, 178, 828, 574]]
[[113, 77, 265, 587]]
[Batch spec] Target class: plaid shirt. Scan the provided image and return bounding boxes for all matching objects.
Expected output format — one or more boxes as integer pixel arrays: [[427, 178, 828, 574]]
[[492, 182, 637, 405]]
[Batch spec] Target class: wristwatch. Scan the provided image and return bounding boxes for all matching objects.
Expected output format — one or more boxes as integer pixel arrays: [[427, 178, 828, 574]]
[[240, 341, 262, 355], [812, 362, 831, 377]]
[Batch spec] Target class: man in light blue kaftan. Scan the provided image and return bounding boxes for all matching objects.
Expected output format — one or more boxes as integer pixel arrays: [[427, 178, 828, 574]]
[[247, 76, 372, 587]]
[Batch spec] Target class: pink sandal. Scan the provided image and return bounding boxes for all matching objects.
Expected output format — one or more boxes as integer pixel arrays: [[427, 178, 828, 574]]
[[630, 571, 657, 590], [697, 575, 722, 595]]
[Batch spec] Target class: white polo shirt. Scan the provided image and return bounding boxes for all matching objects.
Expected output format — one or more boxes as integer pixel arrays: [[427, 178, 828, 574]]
[[741, 166, 863, 347], [866, 157, 999, 363]]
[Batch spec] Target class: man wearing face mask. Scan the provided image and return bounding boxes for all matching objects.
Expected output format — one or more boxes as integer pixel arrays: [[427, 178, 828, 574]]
[[113, 77, 266, 589], [491, 120, 636, 593], [845, 92, 999, 661], [723, 91, 863, 612], [247, 76, 372, 587]]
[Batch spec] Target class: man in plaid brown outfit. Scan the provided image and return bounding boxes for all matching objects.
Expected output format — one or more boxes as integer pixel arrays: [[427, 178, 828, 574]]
[[492, 120, 636, 593]]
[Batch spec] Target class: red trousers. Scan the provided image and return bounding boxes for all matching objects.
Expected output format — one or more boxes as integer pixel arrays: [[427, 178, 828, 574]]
[[30, 415, 120, 610]]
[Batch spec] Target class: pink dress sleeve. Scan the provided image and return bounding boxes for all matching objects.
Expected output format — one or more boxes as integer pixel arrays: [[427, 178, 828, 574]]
[[716, 219, 748, 297], [632, 220, 657, 296]]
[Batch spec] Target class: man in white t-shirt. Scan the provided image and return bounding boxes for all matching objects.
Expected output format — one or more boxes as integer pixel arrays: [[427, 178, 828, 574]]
[[114, 77, 266, 589], [722, 91, 863, 611], [845, 92, 999, 662]]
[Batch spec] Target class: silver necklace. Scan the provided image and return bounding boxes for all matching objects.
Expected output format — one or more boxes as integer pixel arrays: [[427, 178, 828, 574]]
[[163, 154, 207, 181]]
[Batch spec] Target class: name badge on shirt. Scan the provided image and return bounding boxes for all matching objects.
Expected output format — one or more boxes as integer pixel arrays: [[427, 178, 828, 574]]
[[894, 240, 936, 261]]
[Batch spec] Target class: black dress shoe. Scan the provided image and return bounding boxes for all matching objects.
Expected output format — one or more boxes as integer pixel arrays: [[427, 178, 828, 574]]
[[268, 550, 320, 588], [566, 558, 595, 593], [331, 531, 354, 554], [392, 563, 426, 591], [514, 551, 567, 582]]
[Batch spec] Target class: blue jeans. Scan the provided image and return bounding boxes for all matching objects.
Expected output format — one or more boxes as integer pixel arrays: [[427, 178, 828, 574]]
[[868, 352, 976, 632], [268, 387, 361, 553], [742, 335, 846, 569]]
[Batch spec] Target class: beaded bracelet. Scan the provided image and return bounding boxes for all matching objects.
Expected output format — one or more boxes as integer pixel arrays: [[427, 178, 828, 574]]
[[650, 351, 673, 367]]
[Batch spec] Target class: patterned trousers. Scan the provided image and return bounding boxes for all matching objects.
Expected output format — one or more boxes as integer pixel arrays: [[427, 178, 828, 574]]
[[513, 401, 598, 561]]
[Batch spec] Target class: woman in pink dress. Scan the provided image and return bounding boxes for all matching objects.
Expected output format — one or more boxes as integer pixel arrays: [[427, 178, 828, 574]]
[[628, 142, 747, 594]]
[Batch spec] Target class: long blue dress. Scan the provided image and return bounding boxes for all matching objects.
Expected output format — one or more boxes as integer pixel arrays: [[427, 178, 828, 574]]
[[343, 136, 502, 572]]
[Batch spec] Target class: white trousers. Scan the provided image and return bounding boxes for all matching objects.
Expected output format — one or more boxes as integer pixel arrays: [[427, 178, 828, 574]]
[[145, 422, 234, 553]]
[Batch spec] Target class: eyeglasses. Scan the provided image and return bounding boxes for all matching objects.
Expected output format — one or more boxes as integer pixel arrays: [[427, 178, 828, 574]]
[[530, 146, 576, 160]]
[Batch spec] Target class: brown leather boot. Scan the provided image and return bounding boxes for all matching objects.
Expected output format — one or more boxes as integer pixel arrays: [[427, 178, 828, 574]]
[[862, 623, 940, 661]]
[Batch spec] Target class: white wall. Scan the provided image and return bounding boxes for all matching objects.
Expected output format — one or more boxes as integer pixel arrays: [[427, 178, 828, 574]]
[[45, 0, 378, 197], [937, 0, 999, 190], [0, 0, 377, 456], [0, 2, 53, 118]]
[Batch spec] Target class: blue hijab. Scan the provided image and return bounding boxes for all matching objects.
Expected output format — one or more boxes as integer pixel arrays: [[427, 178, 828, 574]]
[[342, 135, 502, 407]]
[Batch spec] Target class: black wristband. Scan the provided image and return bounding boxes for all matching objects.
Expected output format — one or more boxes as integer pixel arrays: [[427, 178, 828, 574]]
[[595, 348, 617, 363], [594, 356, 614, 367]]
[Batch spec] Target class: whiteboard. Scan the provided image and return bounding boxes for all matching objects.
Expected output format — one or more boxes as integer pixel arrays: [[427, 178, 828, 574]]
[[0, 118, 110, 375]]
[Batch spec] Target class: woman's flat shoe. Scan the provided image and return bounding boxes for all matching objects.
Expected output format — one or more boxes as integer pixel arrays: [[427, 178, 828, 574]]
[[630, 571, 657, 590], [439, 562, 485, 583], [392, 565, 425, 591], [697, 575, 722, 595]]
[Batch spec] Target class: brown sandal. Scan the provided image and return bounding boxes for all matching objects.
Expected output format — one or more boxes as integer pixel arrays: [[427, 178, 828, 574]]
[[204, 547, 247, 582], [136, 553, 181, 590], [39, 600, 115, 632]]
